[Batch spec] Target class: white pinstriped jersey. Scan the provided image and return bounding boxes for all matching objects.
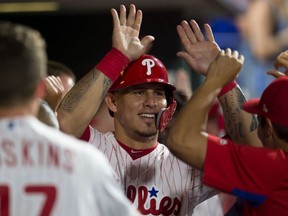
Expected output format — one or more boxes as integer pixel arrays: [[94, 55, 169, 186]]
[[87, 126, 216, 216], [0, 116, 138, 216]]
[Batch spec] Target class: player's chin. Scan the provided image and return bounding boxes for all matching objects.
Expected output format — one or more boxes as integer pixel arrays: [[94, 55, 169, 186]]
[[137, 126, 158, 137]]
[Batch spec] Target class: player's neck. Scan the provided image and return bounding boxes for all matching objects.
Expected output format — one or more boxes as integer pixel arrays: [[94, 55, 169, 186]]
[[0, 102, 37, 118], [114, 131, 158, 150]]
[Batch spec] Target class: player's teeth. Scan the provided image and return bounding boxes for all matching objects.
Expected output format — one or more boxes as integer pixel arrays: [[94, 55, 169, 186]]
[[140, 114, 155, 118]]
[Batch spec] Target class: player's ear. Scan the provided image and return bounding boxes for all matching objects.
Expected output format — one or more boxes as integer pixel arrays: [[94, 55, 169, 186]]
[[105, 93, 117, 113], [265, 118, 274, 136]]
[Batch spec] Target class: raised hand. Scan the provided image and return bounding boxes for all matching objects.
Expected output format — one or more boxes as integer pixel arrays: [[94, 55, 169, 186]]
[[177, 20, 221, 76], [267, 70, 287, 78], [44, 76, 65, 112], [206, 48, 244, 87], [267, 50, 288, 78], [111, 4, 155, 61]]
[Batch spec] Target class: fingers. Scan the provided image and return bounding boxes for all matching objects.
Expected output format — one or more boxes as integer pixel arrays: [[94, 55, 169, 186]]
[[140, 35, 155, 50], [203, 23, 215, 42], [267, 70, 286, 78], [45, 76, 64, 94], [119, 5, 126, 26], [181, 20, 197, 44], [111, 8, 120, 32], [113, 4, 141, 29], [225, 48, 231, 55], [189, 20, 204, 42], [220, 48, 244, 63], [132, 9, 142, 32], [208, 48, 244, 83], [219, 49, 225, 56], [237, 52, 245, 63], [274, 50, 288, 69], [176, 24, 191, 48], [126, 4, 136, 27], [177, 20, 212, 47]]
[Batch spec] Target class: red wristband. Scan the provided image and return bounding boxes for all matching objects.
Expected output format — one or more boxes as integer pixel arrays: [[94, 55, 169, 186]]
[[96, 48, 130, 82], [218, 80, 238, 97]]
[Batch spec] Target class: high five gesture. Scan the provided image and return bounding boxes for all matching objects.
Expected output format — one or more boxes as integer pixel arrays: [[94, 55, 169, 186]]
[[111, 4, 154, 61]]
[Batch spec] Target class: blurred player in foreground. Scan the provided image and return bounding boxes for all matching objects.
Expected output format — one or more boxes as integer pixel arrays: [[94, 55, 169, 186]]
[[0, 21, 139, 216]]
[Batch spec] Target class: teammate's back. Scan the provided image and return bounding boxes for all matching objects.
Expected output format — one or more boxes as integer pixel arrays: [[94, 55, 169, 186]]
[[0, 21, 138, 216], [0, 116, 137, 215]]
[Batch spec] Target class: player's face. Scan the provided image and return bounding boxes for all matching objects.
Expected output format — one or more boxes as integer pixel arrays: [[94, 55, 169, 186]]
[[113, 83, 167, 139]]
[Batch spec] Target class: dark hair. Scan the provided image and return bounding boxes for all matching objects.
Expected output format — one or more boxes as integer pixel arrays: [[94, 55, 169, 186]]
[[273, 124, 288, 142], [0, 22, 47, 107], [47, 60, 76, 82], [258, 115, 288, 142]]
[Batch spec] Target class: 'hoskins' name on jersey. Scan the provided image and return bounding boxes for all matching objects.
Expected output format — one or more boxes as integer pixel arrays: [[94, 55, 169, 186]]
[[0, 139, 74, 173]]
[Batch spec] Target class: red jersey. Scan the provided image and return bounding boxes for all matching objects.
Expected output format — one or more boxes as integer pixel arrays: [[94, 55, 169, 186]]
[[203, 135, 288, 216]]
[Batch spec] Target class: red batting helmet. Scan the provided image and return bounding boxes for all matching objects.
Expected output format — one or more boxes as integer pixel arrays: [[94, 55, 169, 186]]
[[109, 54, 177, 132], [109, 54, 175, 105]]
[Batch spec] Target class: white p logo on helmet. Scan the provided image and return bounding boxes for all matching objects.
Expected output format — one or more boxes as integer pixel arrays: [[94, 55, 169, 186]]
[[142, 59, 155, 75]]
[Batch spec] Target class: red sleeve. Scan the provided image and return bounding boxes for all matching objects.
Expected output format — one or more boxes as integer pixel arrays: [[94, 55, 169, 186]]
[[203, 135, 288, 196], [80, 126, 91, 142]]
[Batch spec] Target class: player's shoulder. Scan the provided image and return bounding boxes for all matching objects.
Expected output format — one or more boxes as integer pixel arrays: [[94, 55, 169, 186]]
[[156, 142, 176, 158], [157, 142, 192, 165], [88, 125, 117, 144], [38, 118, 113, 173], [27, 116, 104, 155], [157, 142, 173, 153], [89, 125, 115, 138]]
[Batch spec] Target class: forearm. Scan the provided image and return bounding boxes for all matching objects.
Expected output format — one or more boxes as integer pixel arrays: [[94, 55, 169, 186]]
[[57, 47, 130, 137], [168, 48, 245, 167], [167, 80, 218, 170], [57, 69, 110, 137], [218, 85, 262, 146]]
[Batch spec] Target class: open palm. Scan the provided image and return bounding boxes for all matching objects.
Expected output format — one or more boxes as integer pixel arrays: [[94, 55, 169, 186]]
[[177, 20, 221, 76]]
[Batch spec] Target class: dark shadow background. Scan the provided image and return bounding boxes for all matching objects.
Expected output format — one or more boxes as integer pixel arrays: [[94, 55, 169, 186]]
[[1, 10, 192, 80], [0, 0, 238, 91]]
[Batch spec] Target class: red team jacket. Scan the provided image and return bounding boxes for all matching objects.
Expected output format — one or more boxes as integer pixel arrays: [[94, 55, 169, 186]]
[[204, 135, 288, 216]]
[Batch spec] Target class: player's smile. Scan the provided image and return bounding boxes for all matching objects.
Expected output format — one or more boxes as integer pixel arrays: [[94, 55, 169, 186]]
[[139, 113, 156, 122], [139, 113, 156, 118]]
